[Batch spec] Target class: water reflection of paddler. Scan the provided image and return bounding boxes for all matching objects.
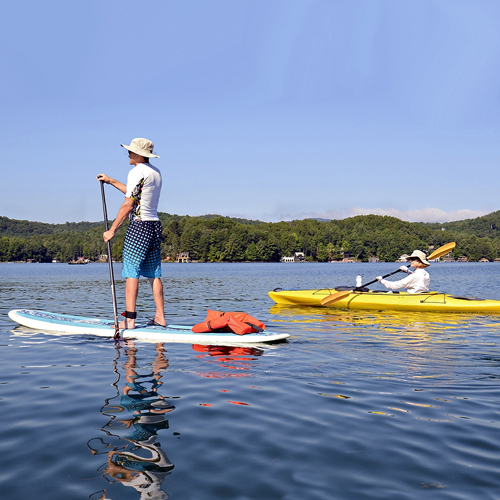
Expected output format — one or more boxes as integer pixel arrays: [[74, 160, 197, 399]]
[[89, 342, 174, 500], [103, 436, 173, 500], [121, 343, 174, 415]]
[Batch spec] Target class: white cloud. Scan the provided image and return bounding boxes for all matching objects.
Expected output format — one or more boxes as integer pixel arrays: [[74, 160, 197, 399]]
[[292, 207, 491, 223], [200, 207, 492, 224]]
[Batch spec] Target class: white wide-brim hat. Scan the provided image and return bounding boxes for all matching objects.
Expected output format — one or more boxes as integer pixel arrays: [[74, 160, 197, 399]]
[[121, 138, 159, 158], [406, 250, 430, 266]]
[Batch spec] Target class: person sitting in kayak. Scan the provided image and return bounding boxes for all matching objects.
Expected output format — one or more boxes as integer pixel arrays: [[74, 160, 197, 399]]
[[376, 250, 430, 293]]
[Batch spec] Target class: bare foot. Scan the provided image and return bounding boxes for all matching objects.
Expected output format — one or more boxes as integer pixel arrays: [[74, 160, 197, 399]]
[[111, 318, 135, 329], [120, 318, 135, 329], [153, 315, 166, 327]]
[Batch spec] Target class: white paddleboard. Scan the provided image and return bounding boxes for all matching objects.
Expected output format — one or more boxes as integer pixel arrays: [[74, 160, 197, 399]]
[[8, 309, 289, 344]]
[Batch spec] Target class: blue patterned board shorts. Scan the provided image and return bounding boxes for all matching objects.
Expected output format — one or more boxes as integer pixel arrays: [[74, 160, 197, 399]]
[[122, 220, 162, 279]]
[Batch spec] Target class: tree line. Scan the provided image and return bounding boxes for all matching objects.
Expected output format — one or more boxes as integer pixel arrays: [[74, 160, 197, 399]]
[[1, 212, 500, 263]]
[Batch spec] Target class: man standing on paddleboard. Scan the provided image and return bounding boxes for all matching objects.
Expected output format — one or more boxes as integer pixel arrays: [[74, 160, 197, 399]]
[[97, 138, 165, 329]]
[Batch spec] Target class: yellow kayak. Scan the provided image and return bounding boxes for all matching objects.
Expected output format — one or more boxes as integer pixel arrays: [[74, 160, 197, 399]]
[[268, 288, 500, 313]]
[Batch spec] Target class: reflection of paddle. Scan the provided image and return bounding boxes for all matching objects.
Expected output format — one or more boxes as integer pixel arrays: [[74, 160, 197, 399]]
[[320, 242, 456, 306], [100, 181, 120, 339]]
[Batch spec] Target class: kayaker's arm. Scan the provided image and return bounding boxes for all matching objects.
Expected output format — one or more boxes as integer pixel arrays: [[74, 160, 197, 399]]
[[379, 274, 414, 290]]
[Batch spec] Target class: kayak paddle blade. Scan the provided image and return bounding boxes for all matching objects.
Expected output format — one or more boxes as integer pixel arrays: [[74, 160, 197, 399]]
[[321, 290, 352, 306], [427, 242, 456, 261]]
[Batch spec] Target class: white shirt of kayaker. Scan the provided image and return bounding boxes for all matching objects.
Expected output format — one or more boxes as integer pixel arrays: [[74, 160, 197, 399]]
[[380, 268, 430, 293]]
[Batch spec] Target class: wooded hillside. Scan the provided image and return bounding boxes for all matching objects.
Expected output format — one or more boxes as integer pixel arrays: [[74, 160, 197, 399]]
[[1, 211, 499, 263]]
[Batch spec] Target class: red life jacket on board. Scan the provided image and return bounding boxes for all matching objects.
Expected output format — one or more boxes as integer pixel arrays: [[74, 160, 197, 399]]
[[192, 310, 266, 335]]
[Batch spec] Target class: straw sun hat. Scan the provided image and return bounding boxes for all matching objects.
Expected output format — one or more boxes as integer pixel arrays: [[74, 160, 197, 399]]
[[121, 138, 159, 158], [406, 250, 430, 266]]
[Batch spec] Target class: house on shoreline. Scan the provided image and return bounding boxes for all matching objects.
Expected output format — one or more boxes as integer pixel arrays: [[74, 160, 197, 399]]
[[281, 252, 305, 263], [176, 252, 191, 263]]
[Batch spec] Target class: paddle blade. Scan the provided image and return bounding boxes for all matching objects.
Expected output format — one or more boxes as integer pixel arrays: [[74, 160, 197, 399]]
[[321, 290, 352, 306], [427, 242, 456, 261]]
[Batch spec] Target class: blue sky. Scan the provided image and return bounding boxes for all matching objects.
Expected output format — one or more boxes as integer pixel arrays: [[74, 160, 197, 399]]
[[2, 0, 500, 224]]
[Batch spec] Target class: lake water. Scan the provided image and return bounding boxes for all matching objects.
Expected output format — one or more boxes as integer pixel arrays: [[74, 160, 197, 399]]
[[1, 262, 500, 500]]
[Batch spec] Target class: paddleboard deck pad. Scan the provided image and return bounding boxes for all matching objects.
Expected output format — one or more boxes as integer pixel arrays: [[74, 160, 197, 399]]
[[8, 309, 289, 344]]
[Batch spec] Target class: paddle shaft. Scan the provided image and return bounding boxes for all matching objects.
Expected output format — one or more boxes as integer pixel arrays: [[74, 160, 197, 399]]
[[357, 269, 403, 289], [100, 181, 119, 335], [321, 268, 408, 305]]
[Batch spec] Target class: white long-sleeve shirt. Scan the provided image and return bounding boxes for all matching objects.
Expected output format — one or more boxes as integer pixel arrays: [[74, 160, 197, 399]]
[[380, 268, 430, 293]]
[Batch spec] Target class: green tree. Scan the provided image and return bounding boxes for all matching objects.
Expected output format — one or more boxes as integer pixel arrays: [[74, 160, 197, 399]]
[[245, 242, 259, 261]]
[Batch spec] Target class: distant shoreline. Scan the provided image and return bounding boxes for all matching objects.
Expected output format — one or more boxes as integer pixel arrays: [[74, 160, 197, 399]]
[[2, 260, 499, 264], [2, 211, 500, 263]]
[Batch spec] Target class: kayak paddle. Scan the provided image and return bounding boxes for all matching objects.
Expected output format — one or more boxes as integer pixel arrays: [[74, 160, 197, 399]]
[[426, 242, 456, 261], [320, 242, 456, 306], [100, 181, 120, 339]]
